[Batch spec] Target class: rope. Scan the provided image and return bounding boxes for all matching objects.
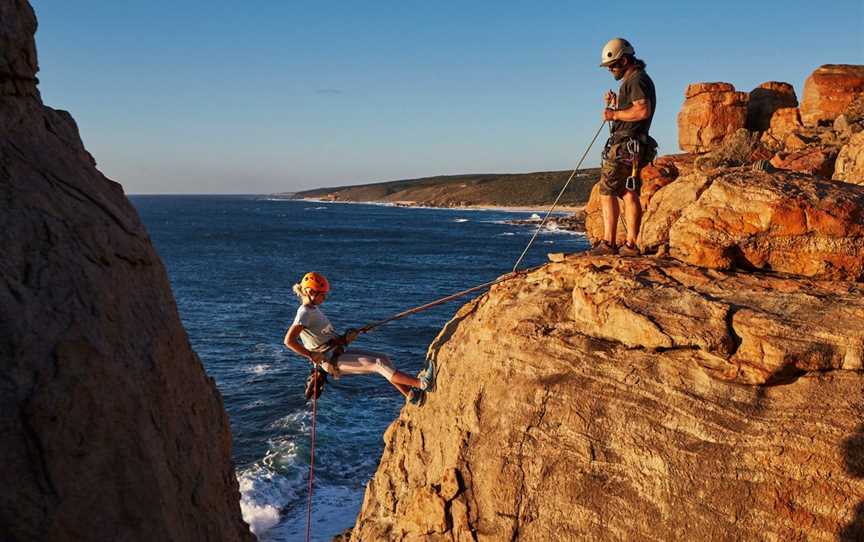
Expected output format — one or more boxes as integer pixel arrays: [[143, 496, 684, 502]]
[[350, 122, 609, 336], [304, 369, 319, 542], [511, 120, 608, 272], [356, 267, 537, 335], [301, 121, 609, 539]]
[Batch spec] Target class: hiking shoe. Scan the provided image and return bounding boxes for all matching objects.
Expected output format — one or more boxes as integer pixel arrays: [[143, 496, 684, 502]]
[[406, 387, 426, 406], [589, 241, 617, 256], [418, 360, 436, 392], [618, 242, 641, 257]]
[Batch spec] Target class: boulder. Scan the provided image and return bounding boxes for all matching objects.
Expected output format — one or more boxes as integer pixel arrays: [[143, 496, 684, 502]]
[[760, 107, 804, 150], [639, 160, 678, 210], [770, 146, 838, 177], [678, 82, 748, 152], [638, 171, 713, 253], [348, 258, 864, 541], [801, 64, 864, 127], [746, 81, 798, 132], [0, 2, 253, 541], [834, 131, 864, 184], [668, 170, 864, 280]]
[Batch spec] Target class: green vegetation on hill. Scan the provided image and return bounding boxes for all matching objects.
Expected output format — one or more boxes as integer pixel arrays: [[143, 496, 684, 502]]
[[290, 169, 600, 208]]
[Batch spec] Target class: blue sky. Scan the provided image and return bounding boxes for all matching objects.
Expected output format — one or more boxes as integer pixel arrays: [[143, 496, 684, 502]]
[[33, 1, 864, 194]]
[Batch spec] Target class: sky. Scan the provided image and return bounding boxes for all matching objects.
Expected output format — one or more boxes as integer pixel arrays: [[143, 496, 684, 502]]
[[32, 1, 864, 194]]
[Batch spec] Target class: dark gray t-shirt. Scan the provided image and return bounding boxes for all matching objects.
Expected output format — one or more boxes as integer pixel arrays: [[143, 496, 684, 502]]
[[611, 68, 656, 140]]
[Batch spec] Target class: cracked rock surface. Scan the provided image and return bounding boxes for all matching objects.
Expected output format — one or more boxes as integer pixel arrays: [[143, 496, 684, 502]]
[[347, 257, 864, 541], [0, 1, 252, 540]]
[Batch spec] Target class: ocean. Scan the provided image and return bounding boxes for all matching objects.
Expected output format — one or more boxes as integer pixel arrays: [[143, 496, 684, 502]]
[[131, 195, 589, 541]]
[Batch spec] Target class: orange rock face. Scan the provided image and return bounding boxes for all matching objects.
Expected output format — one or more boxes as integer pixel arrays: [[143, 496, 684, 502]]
[[639, 161, 678, 209], [800, 64, 864, 126], [834, 132, 864, 184], [770, 106, 803, 133], [678, 82, 748, 152], [770, 146, 838, 177], [655, 152, 699, 177], [746, 81, 798, 132], [667, 170, 864, 280]]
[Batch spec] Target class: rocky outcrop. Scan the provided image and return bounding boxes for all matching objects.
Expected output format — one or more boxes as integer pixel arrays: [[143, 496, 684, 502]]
[[641, 169, 864, 280], [801, 65, 864, 127], [834, 132, 864, 184], [770, 145, 838, 177], [348, 257, 864, 541], [0, 0, 38, 97], [678, 82, 748, 152], [746, 81, 798, 132], [0, 2, 253, 540], [638, 171, 713, 254]]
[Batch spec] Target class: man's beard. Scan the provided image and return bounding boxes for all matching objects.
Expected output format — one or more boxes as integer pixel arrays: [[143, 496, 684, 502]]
[[613, 70, 626, 81]]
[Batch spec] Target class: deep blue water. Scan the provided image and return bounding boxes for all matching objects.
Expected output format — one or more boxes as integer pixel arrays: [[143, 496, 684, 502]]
[[131, 196, 589, 541]]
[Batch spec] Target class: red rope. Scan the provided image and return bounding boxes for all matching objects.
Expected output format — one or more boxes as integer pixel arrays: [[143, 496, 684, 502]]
[[305, 369, 319, 542]]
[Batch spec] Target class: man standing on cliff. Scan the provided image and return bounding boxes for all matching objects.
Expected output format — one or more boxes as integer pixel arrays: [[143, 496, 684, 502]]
[[590, 38, 657, 256]]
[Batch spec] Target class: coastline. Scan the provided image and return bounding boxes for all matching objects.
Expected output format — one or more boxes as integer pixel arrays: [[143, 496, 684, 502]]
[[291, 197, 586, 215]]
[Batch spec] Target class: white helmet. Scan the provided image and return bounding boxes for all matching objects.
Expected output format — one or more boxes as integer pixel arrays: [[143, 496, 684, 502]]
[[599, 38, 635, 67]]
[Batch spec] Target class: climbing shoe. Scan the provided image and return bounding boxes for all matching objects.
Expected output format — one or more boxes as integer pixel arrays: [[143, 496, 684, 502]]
[[419, 359, 436, 392], [406, 387, 426, 406], [589, 240, 617, 256], [618, 242, 641, 257]]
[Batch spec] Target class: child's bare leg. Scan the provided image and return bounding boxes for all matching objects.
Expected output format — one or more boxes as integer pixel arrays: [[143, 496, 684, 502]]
[[390, 370, 421, 390], [390, 381, 412, 397]]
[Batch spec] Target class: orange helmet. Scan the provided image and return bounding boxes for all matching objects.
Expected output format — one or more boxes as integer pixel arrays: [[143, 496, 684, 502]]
[[300, 272, 330, 294]]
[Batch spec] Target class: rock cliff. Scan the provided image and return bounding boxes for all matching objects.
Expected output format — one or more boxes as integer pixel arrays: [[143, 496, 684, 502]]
[[349, 66, 864, 541], [347, 255, 864, 541], [0, 2, 252, 540]]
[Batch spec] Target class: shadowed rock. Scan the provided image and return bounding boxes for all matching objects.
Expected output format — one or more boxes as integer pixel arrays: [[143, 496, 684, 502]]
[[747, 81, 798, 132], [0, 2, 253, 540]]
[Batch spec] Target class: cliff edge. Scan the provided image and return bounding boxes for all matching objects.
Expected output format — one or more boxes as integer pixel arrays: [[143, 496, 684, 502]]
[[348, 70, 864, 541], [348, 255, 864, 541], [0, 2, 252, 540]]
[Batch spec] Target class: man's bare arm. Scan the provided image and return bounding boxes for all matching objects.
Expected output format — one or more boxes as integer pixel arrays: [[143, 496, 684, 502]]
[[603, 98, 651, 122]]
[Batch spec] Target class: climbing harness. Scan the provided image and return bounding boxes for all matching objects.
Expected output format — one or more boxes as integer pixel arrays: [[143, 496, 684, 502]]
[[303, 366, 328, 401], [301, 120, 609, 539]]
